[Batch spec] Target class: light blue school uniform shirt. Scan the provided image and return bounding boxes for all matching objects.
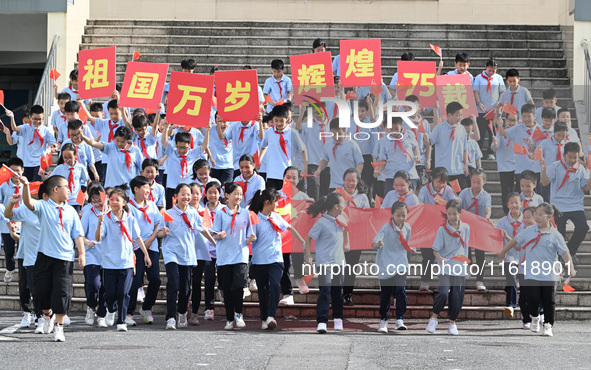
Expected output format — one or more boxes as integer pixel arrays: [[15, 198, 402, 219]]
[[204, 202, 224, 259], [340, 189, 370, 208], [11, 206, 40, 267], [93, 118, 124, 165], [432, 221, 470, 277], [51, 109, 67, 128], [499, 85, 532, 113], [261, 126, 306, 180], [11, 132, 23, 159], [473, 71, 506, 113], [162, 205, 200, 266], [251, 212, 289, 265], [150, 181, 166, 208], [80, 204, 102, 266], [418, 183, 457, 205], [128, 199, 163, 253], [546, 160, 589, 213], [388, 72, 398, 91], [505, 123, 541, 174], [263, 75, 293, 113], [19, 124, 56, 167], [33, 199, 84, 262], [209, 124, 233, 170], [57, 120, 94, 144], [377, 131, 419, 180], [164, 144, 205, 190], [299, 119, 330, 166], [349, 114, 378, 156], [466, 138, 482, 168], [308, 213, 346, 266], [86, 122, 103, 162], [355, 83, 391, 103], [520, 192, 544, 212], [404, 117, 431, 165], [212, 205, 253, 266], [60, 139, 95, 169], [373, 220, 411, 279], [535, 105, 560, 126], [132, 132, 158, 161], [0, 204, 8, 236], [234, 173, 265, 208], [321, 138, 364, 188], [496, 213, 524, 264], [539, 136, 565, 164], [447, 69, 474, 84], [100, 211, 140, 269], [172, 128, 204, 150], [429, 121, 467, 176], [458, 187, 491, 218], [191, 204, 212, 261], [332, 54, 341, 77], [102, 142, 142, 188], [515, 225, 568, 282], [60, 86, 90, 104], [382, 190, 420, 208], [50, 162, 89, 206], [492, 133, 515, 172], [225, 121, 260, 168], [0, 181, 23, 208], [102, 102, 130, 120]]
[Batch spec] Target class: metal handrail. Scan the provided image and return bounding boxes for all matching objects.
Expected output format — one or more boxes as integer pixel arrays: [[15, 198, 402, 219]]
[[582, 39, 591, 133], [34, 33, 60, 126]]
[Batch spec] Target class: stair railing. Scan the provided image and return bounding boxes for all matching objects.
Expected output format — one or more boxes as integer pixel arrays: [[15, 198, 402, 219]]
[[33, 33, 60, 127], [583, 39, 591, 133]]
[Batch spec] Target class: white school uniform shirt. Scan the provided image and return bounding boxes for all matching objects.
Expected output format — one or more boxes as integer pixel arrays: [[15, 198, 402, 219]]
[[546, 159, 589, 213], [93, 118, 124, 165], [208, 124, 233, 170], [377, 130, 419, 180], [102, 142, 142, 188], [51, 109, 67, 128], [447, 69, 474, 84], [299, 118, 329, 166], [60, 139, 95, 169], [11, 206, 40, 267], [225, 121, 260, 168], [321, 138, 364, 188], [520, 192, 544, 212], [234, 173, 265, 208], [418, 183, 456, 205], [50, 162, 89, 206], [132, 132, 158, 161], [465, 138, 482, 168], [432, 221, 470, 277], [505, 123, 541, 174], [535, 105, 560, 126], [251, 211, 289, 265], [373, 220, 411, 279], [492, 133, 515, 173], [499, 85, 532, 113], [80, 205, 103, 266], [263, 75, 293, 113], [496, 213, 525, 264], [515, 225, 568, 282], [191, 204, 212, 261], [429, 121, 467, 176], [308, 212, 346, 266], [473, 71, 506, 113], [100, 210, 140, 269], [33, 199, 84, 262], [382, 190, 420, 208], [164, 145, 205, 190], [128, 199, 163, 253], [212, 205, 253, 266], [162, 205, 200, 266], [261, 125, 306, 181], [18, 124, 56, 167], [458, 187, 491, 218]]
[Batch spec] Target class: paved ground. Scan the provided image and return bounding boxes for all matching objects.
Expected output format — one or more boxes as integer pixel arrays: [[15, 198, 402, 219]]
[[0, 311, 589, 369]]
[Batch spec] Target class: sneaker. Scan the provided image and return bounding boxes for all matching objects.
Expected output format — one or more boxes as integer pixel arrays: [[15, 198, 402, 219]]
[[448, 323, 459, 335], [53, 324, 65, 342], [395, 319, 407, 330], [249, 279, 258, 292], [378, 319, 388, 333], [278, 295, 294, 306], [475, 281, 487, 291], [296, 279, 310, 294], [204, 309, 214, 321], [542, 323, 553, 337], [137, 287, 145, 302], [3, 269, 14, 283], [317, 322, 327, 334], [504, 306, 514, 319], [43, 314, 55, 334], [334, 318, 343, 331], [125, 315, 137, 326], [166, 318, 176, 330], [189, 315, 200, 326], [140, 308, 154, 324], [97, 317, 108, 328], [234, 313, 246, 328], [224, 320, 234, 331], [64, 315, 71, 326], [117, 324, 128, 332], [105, 311, 116, 327], [35, 318, 45, 334], [177, 313, 188, 328], [419, 282, 430, 292], [531, 316, 541, 333], [261, 320, 268, 330], [243, 287, 251, 299], [20, 312, 32, 328], [85, 307, 96, 326], [522, 322, 531, 330], [265, 316, 277, 330], [486, 154, 495, 160], [426, 318, 438, 333]]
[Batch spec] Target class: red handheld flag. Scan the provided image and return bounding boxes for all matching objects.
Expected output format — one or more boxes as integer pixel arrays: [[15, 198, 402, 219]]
[[563, 277, 575, 292], [345, 90, 357, 101], [276, 98, 285, 106], [162, 210, 174, 222], [484, 107, 496, 121], [374, 195, 382, 209], [202, 207, 213, 229], [513, 143, 528, 155], [0, 90, 4, 106], [302, 273, 314, 286], [40, 153, 52, 171], [249, 210, 259, 225], [29, 181, 42, 195], [98, 190, 106, 205], [502, 102, 519, 116], [264, 94, 274, 104], [429, 44, 442, 58], [132, 51, 142, 61], [451, 255, 471, 264], [371, 161, 386, 169], [450, 179, 461, 193], [0, 165, 17, 185], [252, 151, 260, 167], [531, 127, 547, 142], [335, 187, 355, 204], [76, 190, 86, 205], [534, 147, 542, 161], [370, 80, 383, 97], [418, 123, 426, 134], [50, 69, 61, 80]]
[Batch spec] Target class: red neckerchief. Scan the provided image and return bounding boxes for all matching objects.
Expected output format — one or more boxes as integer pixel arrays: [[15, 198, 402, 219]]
[[520, 227, 551, 264], [442, 222, 466, 248], [108, 120, 118, 142], [130, 200, 151, 223], [180, 155, 188, 177], [556, 159, 579, 192], [179, 210, 195, 232], [91, 207, 101, 217], [427, 183, 446, 204], [148, 186, 154, 202], [69, 85, 79, 94], [13, 185, 19, 209], [465, 188, 480, 215], [107, 211, 132, 242], [29, 127, 44, 146], [390, 219, 413, 253], [222, 207, 239, 233], [507, 213, 523, 237], [239, 122, 254, 143], [265, 213, 283, 233], [120, 148, 132, 170], [522, 193, 532, 209], [275, 127, 289, 159], [550, 136, 564, 161], [393, 129, 412, 160], [397, 190, 412, 203], [57, 206, 64, 231], [332, 137, 348, 159], [449, 122, 456, 141], [67, 166, 75, 193], [481, 72, 493, 94], [322, 213, 349, 232], [139, 137, 149, 158]]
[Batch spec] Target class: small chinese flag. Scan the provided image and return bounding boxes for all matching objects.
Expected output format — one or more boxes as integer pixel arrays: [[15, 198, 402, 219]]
[[282, 180, 299, 198], [488, 121, 494, 134], [532, 127, 547, 142], [276, 98, 285, 106], [249, 210, 259, 225], [450, 179, 461, 193], [40, 153, 52, 171], [264, 94, 274, 104], [300, 173, 313, 178], [371, 161, 386, 169], [202, 207, 212, 229], [370, 80, 382, 97], [513, 143, 528, 155], [132, 51, 142, 61], [335, 187, 355, 203], [0, 90, 4, 106], [0, 165, 17, 185], [484, 107, 496, 121], [502, 102, 518, 116], [563, 277, 575, 292], [429, 44, 442, 58], [374, 194, 382, 209], [29, 181, 42, 195], [302, 273, 314, 286], [534, 147, 542, 161], [345, 90, 357, 101], [434, 196, 447, 206], [252, 151, 260, 167], [162, 209, 174, 222], [98, 190, 106, 205], [76, 189, 86, 205], [451, 255, 471, 264], [49, 69, 61, 80]]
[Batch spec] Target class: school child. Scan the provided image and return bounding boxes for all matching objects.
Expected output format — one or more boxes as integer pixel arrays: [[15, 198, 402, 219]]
[[50, 93, 71, 136], [382, 170, 421, 208], [304, 192, 348, 334], [492, 114, 518, 214], [537, 121, 568, 202], [429, 102, 469, 188], [499, 203, 576, 337], [61, 119, 100, 182], [87, 102, 107, 183], [373, 201, 412, 333], [535, 88, 560, 125], [387, 52, 415, 97], [21, 175, 85, 342], [535, 107, 557, 143], [458, 169, 491, 291], [130, 114, 159, 161], [0, 157, 24, 282], [279, 166, 312, 201], [7, 106, 56, 181], [541, 143, 591, 262], [82, 99, 125, 152], [234, 154, 266, 208], [49, 143, 89, 212], [218, 118, 264, 179], [55, 69, 90, 105], [192, 159, 221, 197], [556, 108, 582, 148], [498, 69, 535, 114], [250, 189, 305, 330], [212, 182, 256, 330], [57, 101, 95, 147], [347, 97, 379, 193], [263, 59, 293, 113], [426, 199, 470, 335], [141, 158, 166, 210], [126, 176, 165, 326], [404, 95, 432, 187], [446, 53, 474, 82], [460, 117, 482, 172], [417, 167, 458, 291]]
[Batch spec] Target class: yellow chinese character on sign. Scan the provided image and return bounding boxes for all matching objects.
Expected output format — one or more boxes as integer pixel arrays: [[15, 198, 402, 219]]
[[82, 58, 109, 90], [297, 64, 326, 94], [441, 83, 469, 108], [345, 48, 374, 78], [172, 85, 207, 115], [224, 81, 250, 112], [127, 72, 159, 99]]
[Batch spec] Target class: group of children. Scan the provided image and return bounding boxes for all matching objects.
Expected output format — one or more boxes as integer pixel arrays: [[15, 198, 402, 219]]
[[0, 44, 585, 341]]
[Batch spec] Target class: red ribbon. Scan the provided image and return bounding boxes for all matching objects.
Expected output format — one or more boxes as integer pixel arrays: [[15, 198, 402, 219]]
[[556, 160, 578, 192], [442, 223, 466, 248], [29, 128, 44, 147], [390, 219, 413, 253], [275, 130, 288, 159], [121, 149, 132, 170]]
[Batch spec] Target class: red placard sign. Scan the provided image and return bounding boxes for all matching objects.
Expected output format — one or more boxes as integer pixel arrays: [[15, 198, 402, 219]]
[[290, 51, 334, 104], [79, 46, 117, 99], [397, 61, 437, 108], [340, 39, 381, 87], [120, 62, 169, 109], [167, 71, 214, 127], [214, 70, 259, 122], [436, 73, 478, 117]]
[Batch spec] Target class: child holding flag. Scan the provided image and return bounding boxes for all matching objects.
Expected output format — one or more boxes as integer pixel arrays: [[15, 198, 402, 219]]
[[49, 143, 89, 212], [0, 157, 24, 283]]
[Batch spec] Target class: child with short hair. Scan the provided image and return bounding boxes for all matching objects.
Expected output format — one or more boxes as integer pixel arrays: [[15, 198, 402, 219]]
[[49, 143, 90, 212], [536, 107, 557, 141], [387, 52, 415, 97], [556, 108, 581, 145], [130, 114, 158, 161], [81, 100, 125, 170], [50, 93, 71, 136], [0, 157, 24, 282], [492, 114, 518, 214], [373, 201, 412, 333], [446, 53, 473, 83], [519, 170, 544, 211], [234, 154, 266, 208], [263, 59, 293, 113], [498, 69, 535, 114], [61, 119, 100, 182], [55, 69, 86, 102], [535, 88, 560, 125], [460, 117, 482, 173], [57, 101, 94, 146], [382, 170, 421, 208], [141, 158, 166, 210]]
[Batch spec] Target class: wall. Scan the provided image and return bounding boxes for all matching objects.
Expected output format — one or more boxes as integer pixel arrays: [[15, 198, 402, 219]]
[[572, 21, 591, 101], [0, 13, 47, 67]]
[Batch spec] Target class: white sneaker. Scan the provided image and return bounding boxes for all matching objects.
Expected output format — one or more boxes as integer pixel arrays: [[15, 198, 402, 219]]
[[53, 324, 65, 342], [63, 315, 70, 326], [542, 323, 553, 337], [475, 281, 487, 291], [378, 319, 388, 333], [224, 320, 234, 330], [35, 318, 45, 334], [395, 319, 407, 330], [261, 320, 268, 330], [278, 295, 294, 306], [177, 313, 188, 328], [426, 318, 438, 333], [85, 307, 96, 326], [105, 311, 116, 327], [3, 269, 14, 283], [249, 279, 258, 292], [296, 279, 310, 294], [448, 323, 459, 335], [137, 287, 145, 302], [20, 312, 32, 328], [531, 316, 541, 333], [234, 313, 246, 328], [243, 287, 251, 298], [419, 282, 430, 292], [316, 322, 327, 334], [166, 318, 176, 330], [43, 314, 55, 334], [204, 309, 214, 321], [96, 317, 108, 328], [189, 315, 200, 326], [334, 318, 343, 331], [117, 324, 128, 332], [522, 322, 531, 330], [125, 315, 137, 326], [140, 308, 154, 324], [265, 316, 277, 330], [504, 306, 514, 319]]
